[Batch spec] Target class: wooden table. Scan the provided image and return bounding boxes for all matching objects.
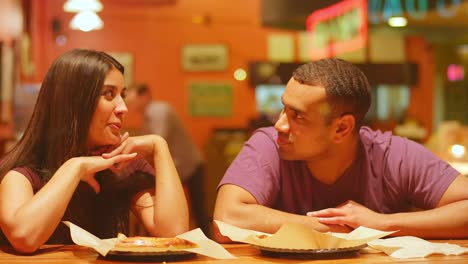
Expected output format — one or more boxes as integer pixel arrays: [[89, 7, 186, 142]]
[[1, 241, 468, 264]]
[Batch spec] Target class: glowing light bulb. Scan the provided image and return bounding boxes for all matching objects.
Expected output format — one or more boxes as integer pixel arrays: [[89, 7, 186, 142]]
[[451, 144, 465, 159], [234, 68, 247, 81], [388, 16, 407, 27]]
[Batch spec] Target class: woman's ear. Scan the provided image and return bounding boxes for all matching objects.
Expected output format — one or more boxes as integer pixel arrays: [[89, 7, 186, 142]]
[[333, 114, 355, 143]]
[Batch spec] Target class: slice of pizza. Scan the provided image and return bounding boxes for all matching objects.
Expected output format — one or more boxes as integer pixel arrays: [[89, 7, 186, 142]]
[[112, 235, 198, 252]]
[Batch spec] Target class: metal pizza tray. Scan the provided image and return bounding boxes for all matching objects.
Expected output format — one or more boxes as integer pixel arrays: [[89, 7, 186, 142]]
[[105, 249, 197, 261], [253, 243, 367, 259]]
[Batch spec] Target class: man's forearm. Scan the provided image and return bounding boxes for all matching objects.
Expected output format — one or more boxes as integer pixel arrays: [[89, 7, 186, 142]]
[[215, 203, 348, 235], [386, 200, 468, 238]]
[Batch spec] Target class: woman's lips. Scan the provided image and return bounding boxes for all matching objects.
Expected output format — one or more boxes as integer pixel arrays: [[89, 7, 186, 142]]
[[109, 123, 121, 130]]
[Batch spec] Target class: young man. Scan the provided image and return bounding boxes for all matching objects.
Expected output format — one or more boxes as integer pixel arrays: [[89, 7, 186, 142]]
[[214, 58, 468, 241]]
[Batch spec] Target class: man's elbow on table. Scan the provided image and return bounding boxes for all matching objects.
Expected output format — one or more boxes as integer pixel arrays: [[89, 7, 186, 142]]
[[214, 184, 257, 226], [212, 204, 237, 243], [210, 220, 233, 243], [212, 196, 245, 243]]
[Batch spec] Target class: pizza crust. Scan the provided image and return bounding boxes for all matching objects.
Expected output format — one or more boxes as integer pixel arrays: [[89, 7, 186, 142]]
[[112, 235, 198, 253]]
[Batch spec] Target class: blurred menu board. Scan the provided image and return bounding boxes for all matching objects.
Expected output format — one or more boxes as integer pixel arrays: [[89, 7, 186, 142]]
[[189, 82, 232, 117]]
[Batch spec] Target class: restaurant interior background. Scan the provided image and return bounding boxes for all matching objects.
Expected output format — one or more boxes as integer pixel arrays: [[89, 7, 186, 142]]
[[0, 0, 468, 234]]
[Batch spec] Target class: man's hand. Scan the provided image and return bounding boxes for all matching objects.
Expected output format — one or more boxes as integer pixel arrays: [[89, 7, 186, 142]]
[[307, 200, 388, 230]]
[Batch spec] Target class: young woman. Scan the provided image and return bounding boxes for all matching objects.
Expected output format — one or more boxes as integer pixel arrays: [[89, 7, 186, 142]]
[[0, 49, 188, 253]]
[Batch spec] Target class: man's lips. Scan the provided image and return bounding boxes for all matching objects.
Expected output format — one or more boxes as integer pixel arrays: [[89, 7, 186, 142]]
[[277, 135, 290, 145]]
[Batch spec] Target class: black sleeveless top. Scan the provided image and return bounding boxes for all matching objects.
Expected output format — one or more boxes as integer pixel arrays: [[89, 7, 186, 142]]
[[0, 158, 154, 245]]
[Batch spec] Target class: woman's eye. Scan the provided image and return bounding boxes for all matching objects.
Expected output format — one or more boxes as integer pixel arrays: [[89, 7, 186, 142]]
[[102, 90, 115, 100]]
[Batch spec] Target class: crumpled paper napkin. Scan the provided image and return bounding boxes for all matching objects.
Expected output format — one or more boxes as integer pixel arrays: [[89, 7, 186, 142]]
[[366, 236, 468, 259], [215, 220, 394, 250], [63, 221, 236, 259]]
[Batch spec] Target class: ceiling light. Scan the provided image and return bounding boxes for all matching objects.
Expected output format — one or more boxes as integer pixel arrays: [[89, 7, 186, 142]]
[[64, 0, 103, 13], [0, 0, 23, 41], [388, 16, 407, 27], [70, 11, 103, 32]]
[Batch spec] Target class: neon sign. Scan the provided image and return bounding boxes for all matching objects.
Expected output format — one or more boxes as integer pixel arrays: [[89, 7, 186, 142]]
[[368, 0, 461, 24], [447, 64, 464, 82], [306, 0, 367, 59]]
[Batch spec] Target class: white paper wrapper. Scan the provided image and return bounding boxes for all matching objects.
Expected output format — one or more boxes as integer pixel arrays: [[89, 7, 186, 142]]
[[367, 236, 468, 259], [63, 221, 236, 259], [214, 220, 394, 250]]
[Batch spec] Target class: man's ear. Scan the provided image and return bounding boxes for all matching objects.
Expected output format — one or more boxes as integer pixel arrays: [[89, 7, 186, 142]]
[[333, 114, 355, 143]]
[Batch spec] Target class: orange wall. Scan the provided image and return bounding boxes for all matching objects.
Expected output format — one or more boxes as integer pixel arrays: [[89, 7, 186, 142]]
[[28, 1, 436, 149], [29, 0, 294, 150], [406, 36, 435, 135]]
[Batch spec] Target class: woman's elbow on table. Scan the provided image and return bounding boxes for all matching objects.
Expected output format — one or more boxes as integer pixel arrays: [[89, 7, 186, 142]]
[[7, 233, 42, 254], [3, 226, 44, 254]]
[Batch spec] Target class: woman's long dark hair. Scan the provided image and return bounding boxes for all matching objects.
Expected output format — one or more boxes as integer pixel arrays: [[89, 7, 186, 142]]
[[0, 49, 124, 180], [0, 49, 143, 241]]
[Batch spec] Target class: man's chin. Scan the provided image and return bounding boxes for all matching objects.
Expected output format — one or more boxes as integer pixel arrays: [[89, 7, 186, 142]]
[[278, 148, 296, 160]]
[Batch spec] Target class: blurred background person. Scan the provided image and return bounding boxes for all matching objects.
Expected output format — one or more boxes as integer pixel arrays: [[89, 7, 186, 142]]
[[124, 83, 207, 233]]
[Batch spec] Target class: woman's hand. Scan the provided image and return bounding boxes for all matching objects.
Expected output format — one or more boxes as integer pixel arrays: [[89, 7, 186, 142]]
[[102, 134, 167, 172], [69, 152, 138, 193], [102, 132, 188, 236]]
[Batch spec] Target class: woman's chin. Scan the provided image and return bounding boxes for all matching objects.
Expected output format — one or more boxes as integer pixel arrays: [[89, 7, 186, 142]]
[[106, 132, 122, 144], [88, 132, 121, 149]]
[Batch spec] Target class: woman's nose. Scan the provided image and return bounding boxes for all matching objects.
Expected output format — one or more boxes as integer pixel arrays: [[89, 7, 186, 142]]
[[274, 110, 289, 132], [115, 96, 128, 114]]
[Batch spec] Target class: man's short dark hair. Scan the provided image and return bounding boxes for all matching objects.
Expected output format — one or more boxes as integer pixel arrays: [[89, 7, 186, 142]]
[[292, 58, 371, 128]]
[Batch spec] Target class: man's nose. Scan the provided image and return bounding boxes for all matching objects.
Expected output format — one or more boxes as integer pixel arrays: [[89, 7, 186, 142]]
[[274, 110, 289, 132]]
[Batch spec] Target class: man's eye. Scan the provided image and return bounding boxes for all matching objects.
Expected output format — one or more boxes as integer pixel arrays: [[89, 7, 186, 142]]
[[293, 110, 303, 119], [121, 91, 127, 99]]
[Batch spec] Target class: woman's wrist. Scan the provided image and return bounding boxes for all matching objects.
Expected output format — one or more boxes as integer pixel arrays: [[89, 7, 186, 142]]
[[55, 158, 84, 184], [151, 135, 170, 155]]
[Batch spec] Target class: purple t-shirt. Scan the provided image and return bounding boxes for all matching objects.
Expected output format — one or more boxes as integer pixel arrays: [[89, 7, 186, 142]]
[[218, 127, 460, 215]]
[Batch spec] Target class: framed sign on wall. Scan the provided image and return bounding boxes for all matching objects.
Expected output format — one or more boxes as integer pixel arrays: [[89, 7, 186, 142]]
[[182, 44, 228, 72], [107, 52, 134, 86], [189, 82, 232, 117]]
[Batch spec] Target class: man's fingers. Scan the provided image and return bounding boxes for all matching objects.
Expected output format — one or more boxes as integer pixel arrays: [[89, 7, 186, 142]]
[[307, 208, 342, 217], [328, 224, 353, 233], [318, 217, 359, 229], [317, 216, 345, 225]]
